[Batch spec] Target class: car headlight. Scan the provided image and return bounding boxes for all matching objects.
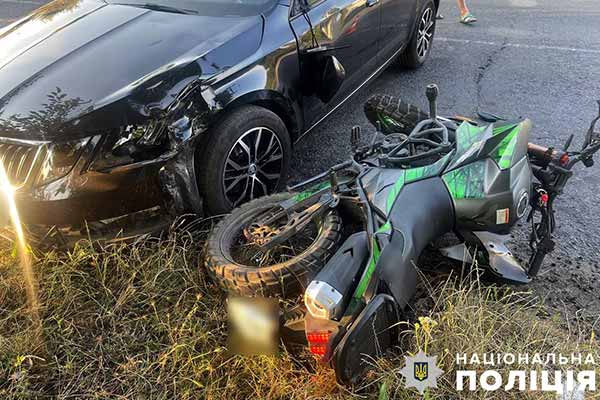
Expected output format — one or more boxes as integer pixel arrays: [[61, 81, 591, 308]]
[[37, 138, 91, 186], [89, 121, 169, 171]]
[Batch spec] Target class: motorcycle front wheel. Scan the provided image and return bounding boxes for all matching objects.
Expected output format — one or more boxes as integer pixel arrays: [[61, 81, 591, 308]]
[[206, 193, 342, 298]]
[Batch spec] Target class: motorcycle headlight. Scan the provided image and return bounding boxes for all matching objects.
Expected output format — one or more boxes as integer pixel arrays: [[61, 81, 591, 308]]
[[37, 138, 91, 186]]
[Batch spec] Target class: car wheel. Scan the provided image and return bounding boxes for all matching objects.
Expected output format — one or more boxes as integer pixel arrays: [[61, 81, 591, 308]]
[[197, 105, 291, 215], [398, 0, 436, 69]]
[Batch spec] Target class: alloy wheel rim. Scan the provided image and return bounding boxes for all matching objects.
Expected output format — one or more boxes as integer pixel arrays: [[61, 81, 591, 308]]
[[223, 127, 284, 207], [417, 7, 434, 59]]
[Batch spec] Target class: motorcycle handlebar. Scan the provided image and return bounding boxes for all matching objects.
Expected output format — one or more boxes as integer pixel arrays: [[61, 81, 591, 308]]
[[527, 143, 569, 168], [527, 143, 549, 159]]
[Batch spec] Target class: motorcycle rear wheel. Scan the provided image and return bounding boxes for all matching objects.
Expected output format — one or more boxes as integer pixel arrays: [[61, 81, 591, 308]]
[[206, 193, 342, 297]]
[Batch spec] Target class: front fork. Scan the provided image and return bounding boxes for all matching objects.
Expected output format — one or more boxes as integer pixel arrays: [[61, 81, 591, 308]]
[[526, 185, 556, 277], [255, 162, 356, 252]]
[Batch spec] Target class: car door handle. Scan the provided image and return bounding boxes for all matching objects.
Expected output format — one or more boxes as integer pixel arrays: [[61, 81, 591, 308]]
[[366, 0, 379, 7]]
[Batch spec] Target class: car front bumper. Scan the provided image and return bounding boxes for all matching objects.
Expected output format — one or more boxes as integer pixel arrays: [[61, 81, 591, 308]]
[[11, 160, 165, 227]]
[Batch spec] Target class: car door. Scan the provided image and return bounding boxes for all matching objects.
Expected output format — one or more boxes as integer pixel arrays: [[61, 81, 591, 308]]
[[290, 0, 381, 129], [378, 0, 417, 62]]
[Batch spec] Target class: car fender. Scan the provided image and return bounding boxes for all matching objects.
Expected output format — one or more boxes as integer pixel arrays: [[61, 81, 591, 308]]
[[201, 4, 304, 138], [215, 88, 302, 140]]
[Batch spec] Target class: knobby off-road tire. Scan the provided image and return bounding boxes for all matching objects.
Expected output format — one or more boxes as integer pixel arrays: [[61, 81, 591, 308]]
[[206, 193, 342, 298], [398, 0, 436, 69], [364, 93, 429, 134]]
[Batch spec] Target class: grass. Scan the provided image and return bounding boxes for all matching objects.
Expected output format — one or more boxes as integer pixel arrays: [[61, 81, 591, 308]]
[[0, 224, 597, 399]]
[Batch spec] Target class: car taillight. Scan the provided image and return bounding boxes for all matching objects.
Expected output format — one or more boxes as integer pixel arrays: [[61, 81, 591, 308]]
[[306, 330, 332, 360]]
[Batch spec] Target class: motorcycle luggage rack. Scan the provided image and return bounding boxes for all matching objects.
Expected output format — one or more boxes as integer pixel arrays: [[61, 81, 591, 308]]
[[382, 118, 453, 166]]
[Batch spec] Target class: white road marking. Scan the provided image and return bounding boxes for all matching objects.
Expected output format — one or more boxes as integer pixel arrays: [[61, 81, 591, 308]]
[[508, 0, 538, 7], [437, 37, 600, 55]]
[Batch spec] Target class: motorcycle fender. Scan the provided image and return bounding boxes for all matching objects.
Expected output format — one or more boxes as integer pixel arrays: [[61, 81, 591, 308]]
[[333, 294, 399, 385]]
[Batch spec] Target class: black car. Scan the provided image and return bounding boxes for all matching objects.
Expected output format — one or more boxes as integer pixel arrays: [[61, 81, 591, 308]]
[[0, 0, 438, 231]]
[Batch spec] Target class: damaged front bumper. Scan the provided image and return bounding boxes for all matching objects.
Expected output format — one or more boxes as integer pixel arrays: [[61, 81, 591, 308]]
[[1, 151, 190, 248], [14, 158, 165, 227], [1, 78, 213, 236], [3, 126, 204, 234]]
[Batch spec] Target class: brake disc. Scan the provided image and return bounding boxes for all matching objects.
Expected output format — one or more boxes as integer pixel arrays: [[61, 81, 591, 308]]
[[244, 223, 282, 246]]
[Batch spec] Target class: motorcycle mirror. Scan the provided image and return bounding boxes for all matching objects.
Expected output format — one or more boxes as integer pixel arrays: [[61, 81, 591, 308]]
[[594, 100, 600, 137], [563, 134, 574, 151], [582, 100, 600, 150], [351, 126, 361, 152]]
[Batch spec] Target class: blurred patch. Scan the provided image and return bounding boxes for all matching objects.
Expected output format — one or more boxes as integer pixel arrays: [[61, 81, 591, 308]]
[[227, 296, 278, 355]]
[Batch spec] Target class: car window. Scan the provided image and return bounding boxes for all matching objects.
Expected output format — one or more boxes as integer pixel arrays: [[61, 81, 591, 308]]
[[108, 0, 278, 17]]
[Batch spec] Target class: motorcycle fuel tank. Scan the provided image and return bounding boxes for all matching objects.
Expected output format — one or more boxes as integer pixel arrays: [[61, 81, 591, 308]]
[[442, 120, 533, 234]]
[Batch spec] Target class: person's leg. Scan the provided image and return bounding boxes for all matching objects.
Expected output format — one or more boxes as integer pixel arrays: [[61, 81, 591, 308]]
[[457, 0, 469, 16], [457, 0, 477, 23]]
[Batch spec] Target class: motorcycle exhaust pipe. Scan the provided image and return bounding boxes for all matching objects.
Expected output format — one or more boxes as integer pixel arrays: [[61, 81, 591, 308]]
[[304, 232, 369, 362]]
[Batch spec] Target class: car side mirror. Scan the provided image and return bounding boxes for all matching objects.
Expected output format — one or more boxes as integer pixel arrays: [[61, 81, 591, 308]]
[[318, 55, 346, 103]]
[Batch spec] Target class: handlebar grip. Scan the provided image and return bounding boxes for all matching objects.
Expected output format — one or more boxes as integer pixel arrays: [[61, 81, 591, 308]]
[[426, 84, 439, 119], [527, 143, 550, 159], [528, 143, 569, 167]]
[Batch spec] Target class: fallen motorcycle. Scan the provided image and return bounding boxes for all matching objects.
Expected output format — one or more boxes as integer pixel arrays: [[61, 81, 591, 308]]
[[206, 85, 600, 384]]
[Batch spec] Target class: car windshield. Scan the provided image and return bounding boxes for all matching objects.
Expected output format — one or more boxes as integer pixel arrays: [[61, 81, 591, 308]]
[[108, 0, 278, 16]]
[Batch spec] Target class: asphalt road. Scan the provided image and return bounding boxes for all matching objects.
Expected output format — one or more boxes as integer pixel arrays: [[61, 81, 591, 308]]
[[2, 0, 599, 263], [289, 0, 600, 262]]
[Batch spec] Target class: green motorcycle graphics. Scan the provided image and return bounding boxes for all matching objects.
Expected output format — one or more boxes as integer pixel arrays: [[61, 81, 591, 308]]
[[207, 85, 600, 386]]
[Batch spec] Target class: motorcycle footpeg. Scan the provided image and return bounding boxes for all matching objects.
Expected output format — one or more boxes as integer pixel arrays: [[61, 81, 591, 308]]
[[333, 294, 399, 385]]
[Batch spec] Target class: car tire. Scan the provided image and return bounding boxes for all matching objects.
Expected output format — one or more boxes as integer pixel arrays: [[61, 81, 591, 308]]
[[197, 105, 292, 215], [398, 0, 436, 69]]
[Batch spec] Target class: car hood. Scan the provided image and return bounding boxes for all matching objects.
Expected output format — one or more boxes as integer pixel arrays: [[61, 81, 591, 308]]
[[0, 0, 263, 142]]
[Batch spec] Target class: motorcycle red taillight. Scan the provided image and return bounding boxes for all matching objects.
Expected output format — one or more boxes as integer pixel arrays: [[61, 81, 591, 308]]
[[559, 152, 570, 167], [306, 331, 332, 360]]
